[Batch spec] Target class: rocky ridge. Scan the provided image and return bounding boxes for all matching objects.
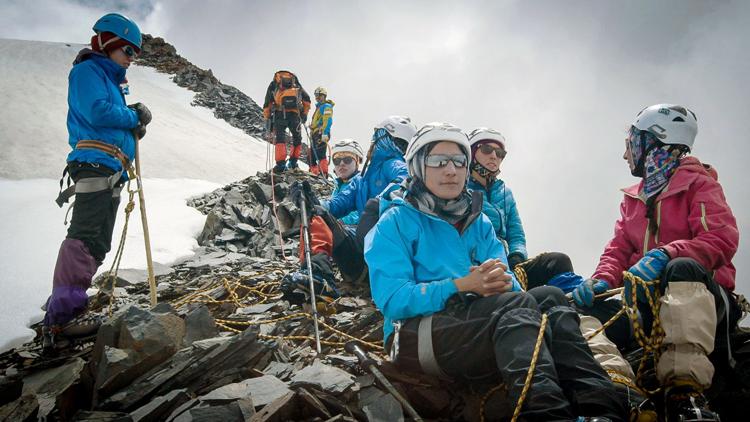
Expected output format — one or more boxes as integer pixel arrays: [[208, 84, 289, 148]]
[[136, 34, 266, 137], [0, 170, 509, 421]]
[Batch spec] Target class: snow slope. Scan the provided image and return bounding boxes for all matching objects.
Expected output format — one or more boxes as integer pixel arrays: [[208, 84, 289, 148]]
[[0, 38, 269, 182], [0, 39, 273, 351]]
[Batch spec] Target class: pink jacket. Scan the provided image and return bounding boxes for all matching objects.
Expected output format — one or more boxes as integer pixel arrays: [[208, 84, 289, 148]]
[[594, 156, 739, 291]]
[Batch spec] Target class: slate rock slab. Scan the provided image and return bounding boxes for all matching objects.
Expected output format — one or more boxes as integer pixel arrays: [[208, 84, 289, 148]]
[[199, 375, 290, 408], [290, 360, 356, 395]]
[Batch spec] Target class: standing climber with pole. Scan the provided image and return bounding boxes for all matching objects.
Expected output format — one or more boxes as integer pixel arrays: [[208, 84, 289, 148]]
[[45, 13, 153, 351], [308, 86, 334, 176]]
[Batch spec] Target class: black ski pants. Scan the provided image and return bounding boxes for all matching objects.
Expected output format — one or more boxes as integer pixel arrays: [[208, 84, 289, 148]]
[[387, 286, 626, 421], [66, 162, 122, 263], [273, 111, 302, 146]]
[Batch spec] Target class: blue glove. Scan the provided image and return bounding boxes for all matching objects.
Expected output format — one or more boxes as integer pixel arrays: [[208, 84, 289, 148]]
[[572, 278, 609, 308], [628, 249, 669, 281]]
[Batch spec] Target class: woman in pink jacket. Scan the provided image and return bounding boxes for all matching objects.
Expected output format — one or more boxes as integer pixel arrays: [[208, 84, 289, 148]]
[[573, 104, 739, 422]]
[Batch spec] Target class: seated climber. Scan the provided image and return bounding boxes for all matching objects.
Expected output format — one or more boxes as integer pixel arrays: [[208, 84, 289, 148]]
[[284, 116, 418, 290], [364, 122, 625, 421], [330, 139, 365, 226], [572, 104, 740, 422], [466, 127, 582, 292]]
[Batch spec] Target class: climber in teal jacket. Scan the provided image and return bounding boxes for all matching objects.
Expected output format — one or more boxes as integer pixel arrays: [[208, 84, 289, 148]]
[[466, 128, 527, 264]]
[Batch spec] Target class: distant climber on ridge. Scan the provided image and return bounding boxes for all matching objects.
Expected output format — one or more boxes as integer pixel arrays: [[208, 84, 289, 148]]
[[308, 86, 334, 176], [262, 70, 311, 173]]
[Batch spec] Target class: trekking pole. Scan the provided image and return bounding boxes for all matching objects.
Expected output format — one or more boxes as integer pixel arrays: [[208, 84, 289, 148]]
[[299, 196, 323, 353], [301, 123, 331, 186], [134, 135, 158, 306], [565, 287, 624, 303], [345, 341, 424, 422]]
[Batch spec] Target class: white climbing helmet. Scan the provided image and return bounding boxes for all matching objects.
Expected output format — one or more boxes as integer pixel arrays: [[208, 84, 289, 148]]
[[331, 139, 364, 162], [467, 127, 507, 150], [632, 104, 698, 149], [314, 86, 327, 97], [404, 122, 471, 164], [375, 116, 418, 142]]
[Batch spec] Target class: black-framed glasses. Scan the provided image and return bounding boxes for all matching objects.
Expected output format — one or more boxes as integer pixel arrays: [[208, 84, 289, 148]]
[[425, 154, 468, 168], [478, 144, 506, 159], [333, 156, 355, 166], [121, 45, 138, 58]]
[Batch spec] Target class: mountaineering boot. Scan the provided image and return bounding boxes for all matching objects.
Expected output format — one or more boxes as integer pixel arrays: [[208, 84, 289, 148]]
[[664, 385, 720, 421], [273, 161, 286, 174], [280, 253, 339, 304], [612, 382, 657, 422], [309, 165, 319, 175], [286, 158, 299, 170]]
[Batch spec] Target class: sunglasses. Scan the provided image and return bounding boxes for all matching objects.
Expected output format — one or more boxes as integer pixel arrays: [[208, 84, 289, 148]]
[[332, 156, 355, 166], [425, 154, 468, 168], [478, 144, 506, 159], [121, 45, 138, 58]]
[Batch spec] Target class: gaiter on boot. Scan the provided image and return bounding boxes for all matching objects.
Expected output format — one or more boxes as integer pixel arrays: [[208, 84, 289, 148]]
[[657, 281, 717, 389]]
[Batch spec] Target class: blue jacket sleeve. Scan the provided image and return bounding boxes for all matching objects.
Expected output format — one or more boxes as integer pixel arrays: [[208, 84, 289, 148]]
[[504, 187, 528, 259], [322, 177, 358, 219], [71, 65, 138, 129], [383, 159, 409, 185], [340, 211, 360, 226], [473, 214, 523, 291], [365, 210, 459, 321]]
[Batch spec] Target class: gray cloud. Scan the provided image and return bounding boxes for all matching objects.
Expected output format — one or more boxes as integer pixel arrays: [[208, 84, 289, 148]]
[[1, 0, 748, 296]]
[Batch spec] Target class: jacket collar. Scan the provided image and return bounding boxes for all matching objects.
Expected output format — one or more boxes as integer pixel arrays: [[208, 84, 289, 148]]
[[381, 186, 483, 234], [621, 156, 714, 202]]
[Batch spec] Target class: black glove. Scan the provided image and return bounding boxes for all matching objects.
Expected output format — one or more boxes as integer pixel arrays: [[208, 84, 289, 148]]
[[128, 103, 152, 126], [288, 180, 319, 210], [507, 252, 525, 271], [133, 124, 147, 140], [300, 113, 308, 124]]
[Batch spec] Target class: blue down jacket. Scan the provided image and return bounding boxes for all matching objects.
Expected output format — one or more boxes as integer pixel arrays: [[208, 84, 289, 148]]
[[468, 177, 527, 259], [364, 192, 522, 342], [66, 50, 139, 172], [322, 129, 408, 219], [331, 172, 362, 225]]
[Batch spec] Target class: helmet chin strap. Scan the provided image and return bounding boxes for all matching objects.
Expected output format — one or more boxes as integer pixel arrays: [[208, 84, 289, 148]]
[[470, 161, 499, 186]]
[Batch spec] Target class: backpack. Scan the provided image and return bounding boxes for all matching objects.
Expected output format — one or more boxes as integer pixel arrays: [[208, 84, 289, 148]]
[[272, 70, 302, 112]]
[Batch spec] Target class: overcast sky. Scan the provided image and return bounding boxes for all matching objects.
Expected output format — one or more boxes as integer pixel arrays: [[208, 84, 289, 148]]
[[2, 0, 748, 295]]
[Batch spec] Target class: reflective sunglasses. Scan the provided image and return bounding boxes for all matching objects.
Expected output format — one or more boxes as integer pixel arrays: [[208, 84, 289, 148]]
[[425, 154, 468, 168], [478, 143, 507, 159], [332, 156, 355, 166], [121, 45, 138, 58]]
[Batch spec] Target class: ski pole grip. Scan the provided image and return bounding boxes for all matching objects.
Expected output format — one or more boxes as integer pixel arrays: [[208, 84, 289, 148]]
[[345, 341, 376, 369]]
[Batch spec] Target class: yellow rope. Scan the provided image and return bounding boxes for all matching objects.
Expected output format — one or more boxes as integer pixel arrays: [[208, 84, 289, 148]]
[[106, 176, 138, 317], [513, 266, 527, 291], [511, 313, 548, 422], [215, 311, 385, 353]]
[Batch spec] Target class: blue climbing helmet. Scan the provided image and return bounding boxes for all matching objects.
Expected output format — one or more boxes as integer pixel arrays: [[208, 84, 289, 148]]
[[93, 13, 142, 50]]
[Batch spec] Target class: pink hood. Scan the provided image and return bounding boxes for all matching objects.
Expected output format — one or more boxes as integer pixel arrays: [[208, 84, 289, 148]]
[[594, 156, 739, 290]]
